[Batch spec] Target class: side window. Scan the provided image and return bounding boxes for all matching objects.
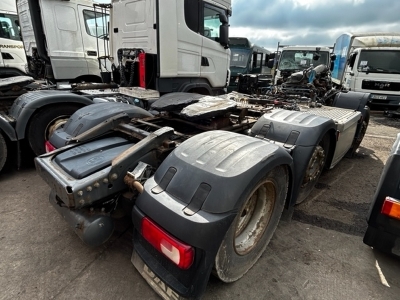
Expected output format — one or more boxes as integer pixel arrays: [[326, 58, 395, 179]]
[[0, 14, 21, 41], [83, 10, 109, 38], [184, 0, 199, 32], [203, 5, 221, 40]]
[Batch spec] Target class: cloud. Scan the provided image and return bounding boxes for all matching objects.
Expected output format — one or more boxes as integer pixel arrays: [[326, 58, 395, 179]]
[[230, 0, 400, 50]]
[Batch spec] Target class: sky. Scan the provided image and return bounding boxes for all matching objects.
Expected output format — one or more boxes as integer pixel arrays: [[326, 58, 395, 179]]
[[230, 0, 400, 51], [95, 0, 400, 52]]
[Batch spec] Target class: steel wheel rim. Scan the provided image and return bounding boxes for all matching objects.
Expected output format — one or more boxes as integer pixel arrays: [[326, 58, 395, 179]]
[[234, 180, 276, 255], [302, 145, 325, 187]]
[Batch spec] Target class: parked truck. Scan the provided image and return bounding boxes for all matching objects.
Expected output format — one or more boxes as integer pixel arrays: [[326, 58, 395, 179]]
[[17, 0, 110, 83], [228, 37, 272, 92], [331, 32, 400, 110], [270, 44, 334, 86], [0, 0, 28, 78], [0, 0, 231, 173], [34, 74, 371, 299]]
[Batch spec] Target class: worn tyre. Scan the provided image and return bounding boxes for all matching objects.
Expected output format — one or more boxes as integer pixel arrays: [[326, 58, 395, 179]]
[[348, 112, 370, 156], [214, 165, 289, 282], [296, 134, 330, 204], [27, 105, 80, 156], [0, 131, 7, 173]]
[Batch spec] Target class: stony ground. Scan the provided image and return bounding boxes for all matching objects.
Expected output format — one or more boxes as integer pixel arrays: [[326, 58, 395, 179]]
[[1, 111, 400, 300]]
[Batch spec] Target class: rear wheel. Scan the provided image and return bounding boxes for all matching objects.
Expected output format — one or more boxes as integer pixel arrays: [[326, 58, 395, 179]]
[[27, 105, 80, 156], [214, 166, 289, 282], [348, 112, 370, 156], [0, 132, 7, 173], [296, 134, 330, 204]]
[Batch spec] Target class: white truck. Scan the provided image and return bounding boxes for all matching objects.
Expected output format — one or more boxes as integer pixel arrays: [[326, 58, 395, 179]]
[[331, 32, 400, 110], [0, 0, 231, 172], [0, 0, 28, 77], [16, 0, 109, 83], [270, 44, 333, 86]]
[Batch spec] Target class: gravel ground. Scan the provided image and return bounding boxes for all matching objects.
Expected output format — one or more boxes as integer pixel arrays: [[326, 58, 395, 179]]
[[1, 111, 400, 300]]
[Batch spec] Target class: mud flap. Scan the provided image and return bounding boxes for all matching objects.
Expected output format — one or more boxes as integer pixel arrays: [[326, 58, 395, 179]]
[[132, 251, 185, 300]]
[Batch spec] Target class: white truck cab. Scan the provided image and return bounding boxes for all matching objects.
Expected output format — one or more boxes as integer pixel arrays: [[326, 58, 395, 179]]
[[0, 0, 28, 77], [17, 0, 108, 83], [332, 33, 400, 109], [107, 0, 231, 95]]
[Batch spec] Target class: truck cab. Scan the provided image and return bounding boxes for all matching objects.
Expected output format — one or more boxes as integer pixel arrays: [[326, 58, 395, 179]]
[[272, 45, 332, 85], [17, 0, 108, 83], [332, 33, 400, 110], [107, 0, 231, 95], [343, 47, 400, 109], [227, 37, 271, 92]]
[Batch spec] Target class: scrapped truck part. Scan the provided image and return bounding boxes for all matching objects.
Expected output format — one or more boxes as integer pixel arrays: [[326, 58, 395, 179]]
[[35, 84, 370, 299]]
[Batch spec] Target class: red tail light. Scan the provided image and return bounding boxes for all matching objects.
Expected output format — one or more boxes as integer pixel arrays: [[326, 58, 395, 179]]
[[141, 217, 194, 269], [138, 52, 146, 88], [381, 197, 400, 220], [45, 141, 56, 153]]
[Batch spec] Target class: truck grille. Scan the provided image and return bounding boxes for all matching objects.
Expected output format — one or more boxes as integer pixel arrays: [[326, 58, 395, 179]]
[[362, 80, 400, 92]]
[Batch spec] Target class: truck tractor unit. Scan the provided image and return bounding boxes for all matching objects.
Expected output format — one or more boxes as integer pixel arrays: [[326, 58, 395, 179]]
[[332, 32, 400, 110], [0, 0, 232, 173], [270, 44, 334, 86], [35, 85, 370, 299]]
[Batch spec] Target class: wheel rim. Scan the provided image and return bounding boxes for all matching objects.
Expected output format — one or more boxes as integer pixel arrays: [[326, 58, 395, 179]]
[[45, 116, 70, 140], [234, 180, 276, 255], [301, 145, 325, 187]]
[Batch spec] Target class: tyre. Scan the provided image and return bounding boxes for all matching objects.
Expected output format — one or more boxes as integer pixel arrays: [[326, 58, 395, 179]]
[[296, 134, 330, 204], [0, 132, 7, 173], [348, 111, 370, 157], [27, 105, 80, 156], [214, 165, 289, 282]]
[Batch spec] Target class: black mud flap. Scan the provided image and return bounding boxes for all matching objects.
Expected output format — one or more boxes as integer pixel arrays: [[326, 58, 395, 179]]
[[132, 251, 186, 300]]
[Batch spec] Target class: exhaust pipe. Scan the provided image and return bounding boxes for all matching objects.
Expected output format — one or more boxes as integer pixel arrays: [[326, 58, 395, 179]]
[[49, 191, 114, 247]]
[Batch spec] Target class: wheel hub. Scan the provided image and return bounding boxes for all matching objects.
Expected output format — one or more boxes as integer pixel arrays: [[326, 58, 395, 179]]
[[234, 180, 276, 255], [302, 145, 325, 186]]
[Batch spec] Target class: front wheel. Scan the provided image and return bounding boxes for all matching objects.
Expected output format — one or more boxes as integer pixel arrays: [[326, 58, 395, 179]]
[[214, 165, 289, 282], [27, 105, 81, 156], [0, 132, 7, 173]]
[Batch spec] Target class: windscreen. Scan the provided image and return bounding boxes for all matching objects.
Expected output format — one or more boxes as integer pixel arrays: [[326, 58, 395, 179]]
[[278, 50, 329, 70], [357, 50, 400, 74], [230, 48, 251, 68]]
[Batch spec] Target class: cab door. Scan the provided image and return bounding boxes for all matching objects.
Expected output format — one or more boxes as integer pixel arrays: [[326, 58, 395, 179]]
[[77, 5, 107, 77]]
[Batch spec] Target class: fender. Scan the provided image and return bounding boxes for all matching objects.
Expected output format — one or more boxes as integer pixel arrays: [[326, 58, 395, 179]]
[[0, 114, 17, 141], [249, 109, 337, 206], [332, 90, 370, 116], [178, 81, 213, 95], [332, 91, 371, 148], [8, 90, 94, 139], [49, 102, 154, 148], [132, 130, 293, 298]]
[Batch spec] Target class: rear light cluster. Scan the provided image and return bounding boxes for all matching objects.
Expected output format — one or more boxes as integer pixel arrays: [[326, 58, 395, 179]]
[[45, 141, 56, 153], [381, 197, 400, 220], [141, 217, 194, 270]]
